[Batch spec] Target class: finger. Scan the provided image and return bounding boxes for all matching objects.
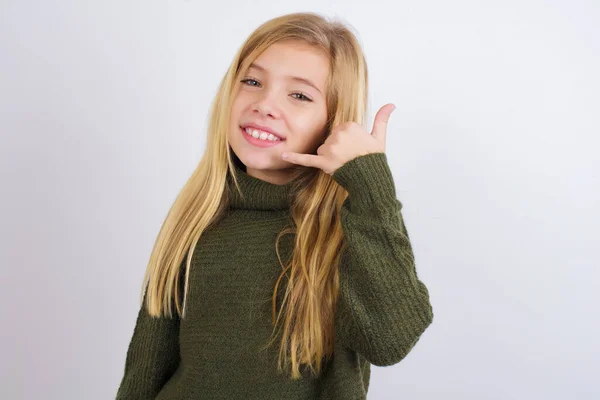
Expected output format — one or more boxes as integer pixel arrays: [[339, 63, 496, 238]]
[[371, 103, 396, 140], [281, 152, 325, 169]]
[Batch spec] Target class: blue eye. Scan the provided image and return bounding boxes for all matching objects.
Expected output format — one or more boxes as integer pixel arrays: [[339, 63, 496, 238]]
[[241, 78, 260, 87], [291, 92, 312, 102], [240, 78, 313, 102]]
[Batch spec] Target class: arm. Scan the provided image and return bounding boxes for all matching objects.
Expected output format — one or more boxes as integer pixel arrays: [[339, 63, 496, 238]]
[[331, 152, 434, 367], [115, 277, 182, 399]]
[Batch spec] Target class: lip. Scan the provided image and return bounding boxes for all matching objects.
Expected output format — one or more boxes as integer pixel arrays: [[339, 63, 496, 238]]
[[241, 126, 286, 148], [240, 123, 286, 140]]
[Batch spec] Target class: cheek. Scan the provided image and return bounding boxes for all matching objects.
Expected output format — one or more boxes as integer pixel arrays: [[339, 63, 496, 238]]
[[230, 97, 243, 117], [229, 99, 248, 131], [232, 91, 254, 110], [230, 92, 248, 117], [288, 122, 327, 152]]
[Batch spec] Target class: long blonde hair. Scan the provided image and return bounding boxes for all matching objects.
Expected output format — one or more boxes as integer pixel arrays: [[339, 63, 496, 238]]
[[141, 11, 369, 380]]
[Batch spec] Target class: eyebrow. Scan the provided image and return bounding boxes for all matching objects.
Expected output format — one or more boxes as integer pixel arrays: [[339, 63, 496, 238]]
[[248, 62, 322, 95]]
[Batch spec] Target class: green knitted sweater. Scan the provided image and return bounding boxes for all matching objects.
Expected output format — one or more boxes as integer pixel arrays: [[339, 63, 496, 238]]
[[115, 152, 434, 399]]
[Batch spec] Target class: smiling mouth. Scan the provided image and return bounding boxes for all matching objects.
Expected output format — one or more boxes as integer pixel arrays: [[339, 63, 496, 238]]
[[241, 126, 286, 142], [240, 126, 286, 147]]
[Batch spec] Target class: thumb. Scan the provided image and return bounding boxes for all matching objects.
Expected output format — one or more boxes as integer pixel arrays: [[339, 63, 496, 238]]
[[371, 103, 396, 140]]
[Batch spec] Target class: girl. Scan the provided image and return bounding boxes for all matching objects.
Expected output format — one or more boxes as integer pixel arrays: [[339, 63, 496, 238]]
[[116, 12, 433, 400]]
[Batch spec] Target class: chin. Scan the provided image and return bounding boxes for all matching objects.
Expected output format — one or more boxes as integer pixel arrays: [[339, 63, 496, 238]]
[[238, 155, 280, 171], [229, 139, 288, 171]]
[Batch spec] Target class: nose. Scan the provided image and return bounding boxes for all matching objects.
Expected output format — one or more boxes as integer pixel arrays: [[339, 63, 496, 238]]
[[252, 90, 281, 118]]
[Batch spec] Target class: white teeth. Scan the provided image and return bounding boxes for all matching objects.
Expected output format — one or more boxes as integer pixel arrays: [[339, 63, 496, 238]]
[[244, 127, 281, 141]]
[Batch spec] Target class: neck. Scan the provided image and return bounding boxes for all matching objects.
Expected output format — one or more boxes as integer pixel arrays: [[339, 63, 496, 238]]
[[227, 161, 297, 211], [245, 165, 305, 185]]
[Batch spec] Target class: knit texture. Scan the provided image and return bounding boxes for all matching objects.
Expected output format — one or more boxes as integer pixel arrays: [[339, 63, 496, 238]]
[[115, 152, 434, 399]]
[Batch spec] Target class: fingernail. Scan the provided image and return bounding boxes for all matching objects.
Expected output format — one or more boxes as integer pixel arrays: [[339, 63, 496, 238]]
[[282, 152, 288, 159]]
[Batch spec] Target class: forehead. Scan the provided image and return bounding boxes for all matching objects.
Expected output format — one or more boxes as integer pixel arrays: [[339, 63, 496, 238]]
[[247, 41, 329, 91]]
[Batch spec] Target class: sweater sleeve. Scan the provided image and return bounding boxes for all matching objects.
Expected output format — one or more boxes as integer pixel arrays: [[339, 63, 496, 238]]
[[330, 152, 434, 367], [115, 277, 182, 399]]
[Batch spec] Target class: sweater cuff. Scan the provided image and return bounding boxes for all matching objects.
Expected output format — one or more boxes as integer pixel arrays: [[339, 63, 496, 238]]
[[331, 152, 399, 213]]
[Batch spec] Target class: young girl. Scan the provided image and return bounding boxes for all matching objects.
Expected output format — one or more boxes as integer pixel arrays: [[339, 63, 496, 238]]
[[116, 12, 433, 400]]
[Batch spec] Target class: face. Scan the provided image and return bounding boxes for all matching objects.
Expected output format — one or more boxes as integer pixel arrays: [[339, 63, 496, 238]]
[[228, 40, 330, 185]]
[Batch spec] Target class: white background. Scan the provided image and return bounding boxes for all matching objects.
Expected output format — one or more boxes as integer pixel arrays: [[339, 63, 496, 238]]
[[1, 0, 598, 399]]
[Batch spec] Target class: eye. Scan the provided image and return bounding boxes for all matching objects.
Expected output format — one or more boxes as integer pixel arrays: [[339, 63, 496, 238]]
[[291, 92, 312, 102], [240, 78, 313, 102], [241, 78, 260, 87]]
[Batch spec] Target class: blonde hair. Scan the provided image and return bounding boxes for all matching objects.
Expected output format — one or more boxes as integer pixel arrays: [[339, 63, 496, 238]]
[[141, 11, 369, 380]]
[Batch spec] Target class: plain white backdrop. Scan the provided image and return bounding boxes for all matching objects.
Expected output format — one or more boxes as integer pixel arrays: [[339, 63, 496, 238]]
[[1, 0, 598, 399]]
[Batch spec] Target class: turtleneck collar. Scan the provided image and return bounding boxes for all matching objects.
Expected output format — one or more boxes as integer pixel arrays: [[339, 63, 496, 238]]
[[227, 161, 297, 211]]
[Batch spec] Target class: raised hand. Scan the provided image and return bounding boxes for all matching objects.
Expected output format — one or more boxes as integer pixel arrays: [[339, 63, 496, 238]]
[[281, 103, 396, 175]]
